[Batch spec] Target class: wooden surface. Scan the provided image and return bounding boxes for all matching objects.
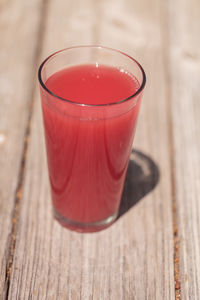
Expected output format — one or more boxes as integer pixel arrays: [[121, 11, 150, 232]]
[[0, 0, 44, 297], [0, 0, 199, 299], [167, 0, 200, 298]]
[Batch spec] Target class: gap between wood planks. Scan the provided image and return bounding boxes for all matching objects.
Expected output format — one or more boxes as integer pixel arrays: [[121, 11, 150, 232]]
[[161, 2, 181, 300], [4, 0, 49, 298]]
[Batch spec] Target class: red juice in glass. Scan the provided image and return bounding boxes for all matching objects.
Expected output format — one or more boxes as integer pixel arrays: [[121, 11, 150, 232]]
[[38, 46, 146, 232]]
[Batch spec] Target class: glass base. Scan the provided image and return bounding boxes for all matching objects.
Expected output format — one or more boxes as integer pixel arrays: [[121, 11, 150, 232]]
[[54, 209, 118, 233]]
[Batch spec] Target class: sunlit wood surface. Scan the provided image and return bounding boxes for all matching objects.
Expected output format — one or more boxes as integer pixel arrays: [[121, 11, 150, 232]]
[[0, 0, 199, 299]]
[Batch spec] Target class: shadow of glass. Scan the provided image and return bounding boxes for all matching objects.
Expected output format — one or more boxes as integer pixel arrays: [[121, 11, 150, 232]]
[[118, 149, 160, 218]]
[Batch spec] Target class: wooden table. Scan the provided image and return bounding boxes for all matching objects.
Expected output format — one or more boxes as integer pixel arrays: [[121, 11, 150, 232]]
[[0, 0, 199, 299]]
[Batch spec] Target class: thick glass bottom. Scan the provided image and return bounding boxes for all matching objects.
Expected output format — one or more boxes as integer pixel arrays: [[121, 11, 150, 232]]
[[54, 209, 118, 233]]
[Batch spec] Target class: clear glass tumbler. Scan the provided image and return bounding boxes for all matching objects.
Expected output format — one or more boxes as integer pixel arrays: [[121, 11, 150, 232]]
[[38, 46, 146, 232]]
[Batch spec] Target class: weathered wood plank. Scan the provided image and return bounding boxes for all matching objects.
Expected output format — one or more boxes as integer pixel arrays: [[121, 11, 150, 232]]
[[8, 0, 175, 299], [167, 0, 200, 298], [0, 0, 44, 298]]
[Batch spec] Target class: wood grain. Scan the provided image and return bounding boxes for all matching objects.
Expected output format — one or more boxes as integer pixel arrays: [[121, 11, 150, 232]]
[[167, 0, 200, 298], [0, 0, 43, 297], [7, 0, 176, 299]]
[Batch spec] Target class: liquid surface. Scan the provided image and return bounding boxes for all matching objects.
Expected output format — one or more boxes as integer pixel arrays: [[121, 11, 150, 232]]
[[45, 64, 140, 105], [41, 64, 141, 231]]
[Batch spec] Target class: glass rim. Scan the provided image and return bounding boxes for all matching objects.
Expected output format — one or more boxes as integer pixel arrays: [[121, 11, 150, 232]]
[[38, 45, 146, 107]]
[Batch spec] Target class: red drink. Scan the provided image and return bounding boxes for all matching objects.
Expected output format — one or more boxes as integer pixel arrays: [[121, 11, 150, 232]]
[[39, 46, 145, 232]]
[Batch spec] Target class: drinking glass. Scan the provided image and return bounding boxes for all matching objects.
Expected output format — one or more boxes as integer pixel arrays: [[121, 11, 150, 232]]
[[38, 46, 146, 232]]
